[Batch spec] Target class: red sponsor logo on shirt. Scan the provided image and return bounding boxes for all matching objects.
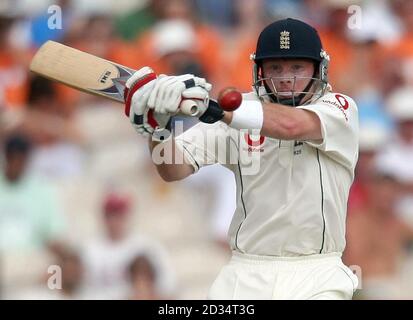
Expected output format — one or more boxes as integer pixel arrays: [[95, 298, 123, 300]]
[[335, 94, 349, 110], [244, 133, 265, 153], [321, 94, 350, 121], [244, 133, 265, 147]]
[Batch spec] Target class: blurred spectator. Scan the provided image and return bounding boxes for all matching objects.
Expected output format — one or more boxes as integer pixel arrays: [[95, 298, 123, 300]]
[[81, 191, 176, 299], [302, 0, 329, 27], [265, 0, 305, 20], [344, 171, 413, 299], [375, 87, 413, 234], [183, 164, 236, 252], [29, 0, 74, 48], [143, 18, 208, 132], [387, 0, 413, 67], [345, 0, 401, 45], [11, 245, 85, 299], [347, 39, 394, 128], [194, 0, 235, 29], [348, 122, 389, 213], [3, 0, 413, 300], [317, 1, 357, 92], [0, 133, 65, 254], [315, 1, 397, 131], [134, 0, 224, 95], [0, 133, 66, 297], [0, 16, 28, 110], [226, 0, 271, 92], [127, 253, 171, 300], [317, 0, 394, 95], [377, 88, 413, 186], [0, 103, 24, 140], [151, 19, 206, 77], [314, 0, 396, 96], [70, 15, 129, 62], [21, 76, 85, 180], [352, 0, 407, 97], [52, 246, 84, 299], [115, 0, 158, 41]]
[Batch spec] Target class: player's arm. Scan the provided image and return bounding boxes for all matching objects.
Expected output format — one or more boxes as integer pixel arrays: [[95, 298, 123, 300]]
[[124, 68, 216, 182], [148, 139, 194, 182], [222, 101, 322, 141], [261, 102, 322, 140], [147, 92, 227, 182]]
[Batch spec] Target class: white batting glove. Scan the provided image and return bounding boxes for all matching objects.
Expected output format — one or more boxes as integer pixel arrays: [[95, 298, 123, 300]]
[[124, 67, 172, 138], [182, 86, 226, 124], [147, 74, 212, 114], [124, 66, 156, 120], [181, 86, 210, 116]]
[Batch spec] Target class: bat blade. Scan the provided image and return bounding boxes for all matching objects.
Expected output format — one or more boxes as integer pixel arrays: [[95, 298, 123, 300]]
[[30, 40, 135, 103], [29, 41, 214, 117]]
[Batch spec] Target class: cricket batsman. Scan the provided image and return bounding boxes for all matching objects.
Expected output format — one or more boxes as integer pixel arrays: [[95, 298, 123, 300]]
[[124, 18, 359, 299]]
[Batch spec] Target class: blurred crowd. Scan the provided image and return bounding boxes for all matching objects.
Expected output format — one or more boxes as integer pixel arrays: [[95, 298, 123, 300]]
[[0, 0, 413, 299]]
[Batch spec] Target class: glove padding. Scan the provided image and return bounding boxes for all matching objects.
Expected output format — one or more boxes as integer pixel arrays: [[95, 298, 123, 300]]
[[124, 67, 171, 137], [180, 86, 210, 116], [181, 86, 224, 124], [124, 68, 221, 140], [147, 74, 212, 114]]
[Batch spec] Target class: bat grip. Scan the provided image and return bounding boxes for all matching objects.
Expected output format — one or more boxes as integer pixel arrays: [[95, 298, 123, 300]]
[[179, 99, 199, 117]]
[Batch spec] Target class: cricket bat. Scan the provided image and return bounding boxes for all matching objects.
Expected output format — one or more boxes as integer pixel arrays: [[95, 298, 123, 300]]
[[29, 41, 200, 116]]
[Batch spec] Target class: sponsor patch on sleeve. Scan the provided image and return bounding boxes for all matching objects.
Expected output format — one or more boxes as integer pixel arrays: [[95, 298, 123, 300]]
[[320, 94, 350, 121]]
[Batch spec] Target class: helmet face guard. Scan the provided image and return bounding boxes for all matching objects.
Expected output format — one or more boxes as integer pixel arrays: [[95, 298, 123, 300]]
[[252, 50, 330, 106], [252, 18, 330, 106]]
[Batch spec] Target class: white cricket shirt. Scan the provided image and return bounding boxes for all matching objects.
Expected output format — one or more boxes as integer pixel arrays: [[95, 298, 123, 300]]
[[175, 91, 359, 257]]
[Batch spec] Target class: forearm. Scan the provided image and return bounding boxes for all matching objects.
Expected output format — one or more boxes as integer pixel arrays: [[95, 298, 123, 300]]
[[149, 138, 194, 182], [221, 103, 297, 139], [222, 102, 321, 141], [261, 103, 305, 140]]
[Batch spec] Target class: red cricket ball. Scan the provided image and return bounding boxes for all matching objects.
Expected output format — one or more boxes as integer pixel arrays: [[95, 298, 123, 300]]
[[217, 87, 242, 111]]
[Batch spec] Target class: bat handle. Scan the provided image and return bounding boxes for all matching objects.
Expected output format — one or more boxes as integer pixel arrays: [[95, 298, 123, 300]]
[[179, 87, 242, 117], [179, 99, 200, 117]]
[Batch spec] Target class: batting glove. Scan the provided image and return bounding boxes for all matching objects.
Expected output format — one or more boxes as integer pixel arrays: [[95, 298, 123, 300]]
[[124, 67, 172, 139], [181, 86, 225, 124], [147, 74, 212, 114]]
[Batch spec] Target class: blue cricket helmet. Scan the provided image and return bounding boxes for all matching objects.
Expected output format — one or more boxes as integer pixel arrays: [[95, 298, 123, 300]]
[[251, 18, 330, 106]]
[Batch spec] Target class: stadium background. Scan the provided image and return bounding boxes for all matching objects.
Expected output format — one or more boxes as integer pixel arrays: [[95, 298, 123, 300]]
[[1, 0, 413, 299]]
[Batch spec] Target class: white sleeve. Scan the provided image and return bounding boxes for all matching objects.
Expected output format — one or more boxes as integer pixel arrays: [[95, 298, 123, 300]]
[[297, 93, 359, 170], [174, 121, 231, 173]]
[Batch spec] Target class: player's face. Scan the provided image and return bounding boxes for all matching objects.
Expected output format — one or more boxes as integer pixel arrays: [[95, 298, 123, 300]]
[[261, 58, 315, 98]]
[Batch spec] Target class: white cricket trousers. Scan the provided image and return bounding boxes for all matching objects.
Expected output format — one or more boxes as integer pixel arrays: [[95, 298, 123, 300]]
[[208, 252, 358, 300]]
